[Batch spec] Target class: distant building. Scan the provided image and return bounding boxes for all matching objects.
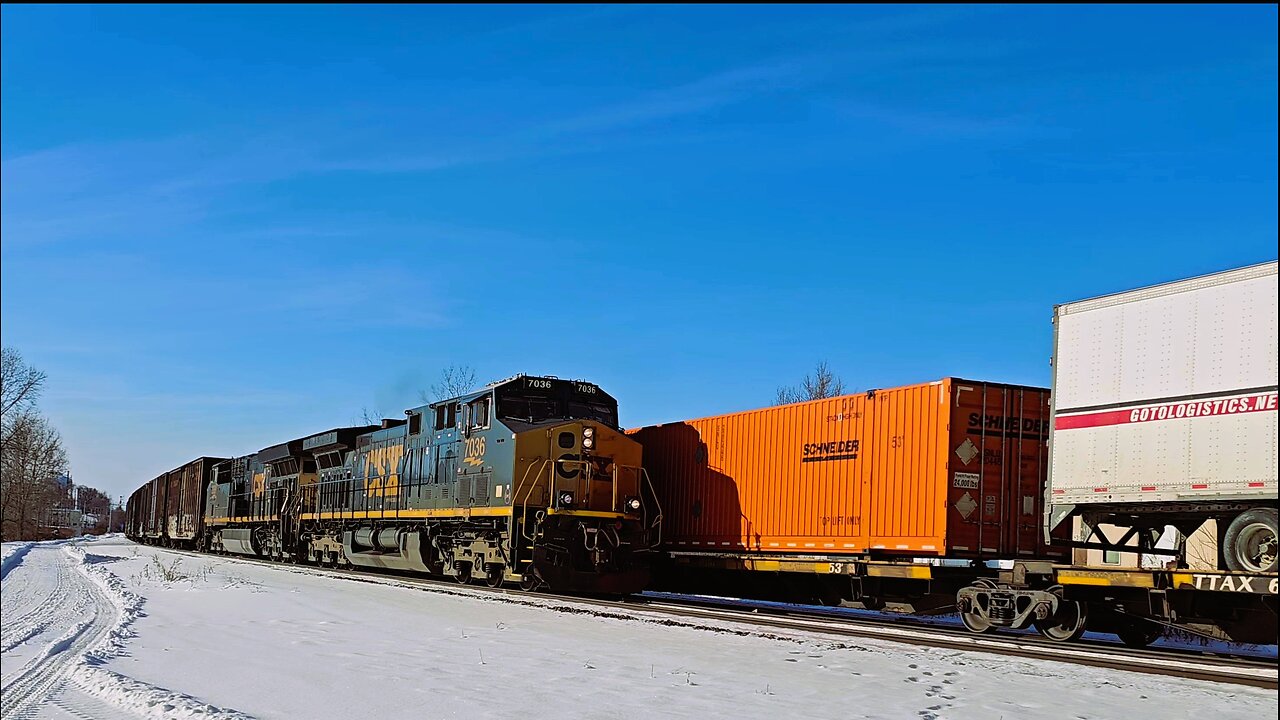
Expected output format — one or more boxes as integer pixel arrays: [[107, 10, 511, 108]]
[[40, 507, 83, 539]]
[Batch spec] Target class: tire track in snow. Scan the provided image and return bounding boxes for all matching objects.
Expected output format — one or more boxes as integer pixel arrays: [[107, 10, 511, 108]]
[[2, 551, 74, 654], [0, 542, 255, 720]]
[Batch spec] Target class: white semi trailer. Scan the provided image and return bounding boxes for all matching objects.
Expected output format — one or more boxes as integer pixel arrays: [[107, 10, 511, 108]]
[[1047, 261, 1278, 573]]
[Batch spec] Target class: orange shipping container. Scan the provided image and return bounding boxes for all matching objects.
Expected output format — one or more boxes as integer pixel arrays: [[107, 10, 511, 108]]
[[632, 378, 1068, 561]]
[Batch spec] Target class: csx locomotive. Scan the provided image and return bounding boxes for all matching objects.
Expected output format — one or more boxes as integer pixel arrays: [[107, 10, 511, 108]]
[[128, 375, 661, 594]]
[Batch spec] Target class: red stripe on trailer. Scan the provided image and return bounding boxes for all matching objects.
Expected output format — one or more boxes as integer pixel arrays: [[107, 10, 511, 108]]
[[1191, 483, 1209, 489], [1248, 482, 1265, 488], [1055, 409, 1132, 430], [1141, 486, 1156, 491], [1093, 487, 1108, 493], [1055, 391, 1278, 430]]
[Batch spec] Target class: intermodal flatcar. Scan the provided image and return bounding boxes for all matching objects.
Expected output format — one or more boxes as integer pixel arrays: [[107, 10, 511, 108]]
[[632, 380, 1077, 620]]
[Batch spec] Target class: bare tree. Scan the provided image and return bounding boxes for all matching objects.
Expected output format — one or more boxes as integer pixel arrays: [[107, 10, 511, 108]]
[[775, 361, 846, 405], [420, 364, 477, 403], [1184, 521, 1221, 571], [0, 348, 75, 540], [1, 413, 69, 540], [2, 347, 46, 420]]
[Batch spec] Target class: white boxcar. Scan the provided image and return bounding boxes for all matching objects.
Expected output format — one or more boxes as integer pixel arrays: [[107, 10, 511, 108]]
[[1047, 261, 1278, 571]]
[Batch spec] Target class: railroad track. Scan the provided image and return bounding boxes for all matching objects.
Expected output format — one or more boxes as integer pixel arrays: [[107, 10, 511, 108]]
[[146, 543, 1277, 689]]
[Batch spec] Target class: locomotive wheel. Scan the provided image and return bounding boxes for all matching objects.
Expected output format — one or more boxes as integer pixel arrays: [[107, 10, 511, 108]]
[[1115, 621, 1164, 648], [1223, 508, 1279, 573], [486, 564, 505, 588], [454, 562, 473, 584], [1034, 586, 1088, 642], [519, 570, 542, 592]]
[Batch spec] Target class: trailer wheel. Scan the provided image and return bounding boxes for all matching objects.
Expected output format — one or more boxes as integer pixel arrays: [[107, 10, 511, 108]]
[[1223, 508, 1278, 573], [1115, 621, 1164, 648], [1034, 586, 1088, 642]]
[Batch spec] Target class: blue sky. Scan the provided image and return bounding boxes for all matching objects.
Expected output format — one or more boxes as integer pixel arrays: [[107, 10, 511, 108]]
[[2, 5, 1276, 500]]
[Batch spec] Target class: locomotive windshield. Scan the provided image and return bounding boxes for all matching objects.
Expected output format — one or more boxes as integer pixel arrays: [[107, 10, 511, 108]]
[[495, 377, 618, 427]]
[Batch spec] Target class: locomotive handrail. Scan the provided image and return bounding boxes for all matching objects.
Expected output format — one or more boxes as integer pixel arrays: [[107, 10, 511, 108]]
[[640, 467, 663, 549], [515, 458, 552, 543]]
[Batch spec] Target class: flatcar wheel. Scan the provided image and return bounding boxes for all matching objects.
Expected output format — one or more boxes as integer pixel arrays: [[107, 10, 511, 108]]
[[1034, 586, 1088, 642], [1115, 621, 1164, 648], [958, 579, 996, 634], [959, 605, 993, 633]]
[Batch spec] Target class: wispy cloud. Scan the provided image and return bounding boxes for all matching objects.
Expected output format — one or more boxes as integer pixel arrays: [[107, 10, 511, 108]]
[[836, 100, 1040, 138], [539, 60, 813, 136], [0, 37, 1018, 251]]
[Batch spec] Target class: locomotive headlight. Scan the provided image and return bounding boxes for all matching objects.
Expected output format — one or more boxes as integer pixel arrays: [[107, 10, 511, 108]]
[[558, 491, 575, 507], [625, 496, 642, 512], [582, 435, 594, 449], [583, 427, 594, 437]]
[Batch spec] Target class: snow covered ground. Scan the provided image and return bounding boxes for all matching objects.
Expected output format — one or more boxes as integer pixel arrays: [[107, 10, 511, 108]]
[[1, 536, 1275, 720]]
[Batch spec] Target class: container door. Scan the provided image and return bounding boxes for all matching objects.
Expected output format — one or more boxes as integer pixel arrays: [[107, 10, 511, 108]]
[[948, 383, 1051, 558]]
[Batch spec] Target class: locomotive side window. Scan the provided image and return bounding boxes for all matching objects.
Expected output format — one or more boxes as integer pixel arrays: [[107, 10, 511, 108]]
[[409, 412, 422, 435], [469, 397, 490, 430], [434, 403, 458, 430], [498, 396, 559, 423]]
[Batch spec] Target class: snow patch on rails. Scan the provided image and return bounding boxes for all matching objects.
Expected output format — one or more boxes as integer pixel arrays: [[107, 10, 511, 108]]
[[162, 546, 1278, 689], [0, 541, 254, 720]]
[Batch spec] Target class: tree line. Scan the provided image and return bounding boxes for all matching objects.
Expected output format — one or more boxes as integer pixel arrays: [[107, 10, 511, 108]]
[[1, 347, 116, 540]]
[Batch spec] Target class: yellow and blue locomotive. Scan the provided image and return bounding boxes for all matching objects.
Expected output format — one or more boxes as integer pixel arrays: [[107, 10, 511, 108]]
[[199, 375, 660, 594]]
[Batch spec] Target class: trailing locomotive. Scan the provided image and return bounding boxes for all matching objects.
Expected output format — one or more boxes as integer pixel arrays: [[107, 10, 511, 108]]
[[129, 375, 661, 594]]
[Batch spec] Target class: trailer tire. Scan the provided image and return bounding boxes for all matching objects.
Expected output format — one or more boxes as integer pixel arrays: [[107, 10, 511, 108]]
[[1223, 508, 1278, 573]]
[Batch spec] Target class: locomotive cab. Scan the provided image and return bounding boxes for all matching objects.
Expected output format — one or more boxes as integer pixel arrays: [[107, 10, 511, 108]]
[[491, 377, 659, 593]]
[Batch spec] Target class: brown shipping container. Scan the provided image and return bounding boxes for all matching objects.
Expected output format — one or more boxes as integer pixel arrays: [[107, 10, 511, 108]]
[[632, 378, 1067, 561]]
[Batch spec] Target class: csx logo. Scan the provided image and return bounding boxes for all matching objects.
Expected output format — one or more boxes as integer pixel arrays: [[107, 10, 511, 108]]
[[364, 443, 404, 497]]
